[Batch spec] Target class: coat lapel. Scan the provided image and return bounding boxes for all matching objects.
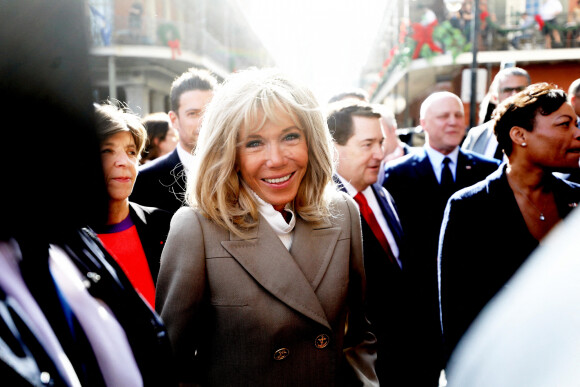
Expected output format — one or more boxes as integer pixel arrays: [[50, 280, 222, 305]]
[[221, 216, 336, 330], [290, 216, 339, 292], [415, 151, 439, 188], [456, 150, 479, 186], [372, 184, 404, 249]]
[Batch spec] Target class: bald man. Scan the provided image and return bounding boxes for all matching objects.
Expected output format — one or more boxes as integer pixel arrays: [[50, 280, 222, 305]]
[[382, 91, 500, 386]]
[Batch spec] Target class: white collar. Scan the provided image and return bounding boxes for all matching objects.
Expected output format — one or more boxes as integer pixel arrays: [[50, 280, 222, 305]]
[[249, 190, 296, 250], [424, 144, 459, 166], [176, 144, 195, 172], [336, 174, 358, 196], [336, 174, 374, 198]]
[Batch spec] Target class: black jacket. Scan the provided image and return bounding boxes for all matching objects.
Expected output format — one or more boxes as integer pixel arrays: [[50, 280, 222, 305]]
[[131, 149, 186, 214], [438, 166, 580, 361]]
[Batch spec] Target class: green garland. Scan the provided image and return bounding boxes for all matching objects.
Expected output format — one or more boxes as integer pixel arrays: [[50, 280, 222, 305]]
[[157, 23, 180, 46], [485, 15, 580, 35]]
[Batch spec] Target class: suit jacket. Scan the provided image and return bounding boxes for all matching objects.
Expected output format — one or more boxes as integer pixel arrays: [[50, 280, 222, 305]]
[[382, 147, 500, 386], [131, 148, 186, 214], [335, 179, 411, 385], [129, 202, 172, 286], [461, 121, 497, 157], [156, 193, 378, 386], [438, 165, 580, 361]]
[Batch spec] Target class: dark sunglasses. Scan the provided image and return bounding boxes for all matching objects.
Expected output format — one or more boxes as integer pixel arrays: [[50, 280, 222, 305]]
[[500, 86, 526, 94]]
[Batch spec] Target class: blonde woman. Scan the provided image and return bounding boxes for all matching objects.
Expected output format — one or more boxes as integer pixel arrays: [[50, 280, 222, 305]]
[[156, 68, 378, 386]]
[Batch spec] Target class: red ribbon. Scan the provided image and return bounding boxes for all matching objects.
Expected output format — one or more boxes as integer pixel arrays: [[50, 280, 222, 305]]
[[168, 39, 181, 60], [534, 14, 544, 30], [411, 20, 443, 59]]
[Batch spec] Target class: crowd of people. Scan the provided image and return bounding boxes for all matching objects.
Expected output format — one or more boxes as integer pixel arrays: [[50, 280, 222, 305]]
[[3, 2, 580, 386]]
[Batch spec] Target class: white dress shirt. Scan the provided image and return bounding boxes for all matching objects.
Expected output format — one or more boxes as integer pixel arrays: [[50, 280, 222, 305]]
[[425, 144, 459, 183], [176, 143, 195, 174]]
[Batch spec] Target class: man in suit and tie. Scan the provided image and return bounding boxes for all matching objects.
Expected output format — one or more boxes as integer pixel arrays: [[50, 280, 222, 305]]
[[462, 67, 531, 161], [130, 67, 218, 213], [327, 100, 410, 385], [383, 91, 500, 385]]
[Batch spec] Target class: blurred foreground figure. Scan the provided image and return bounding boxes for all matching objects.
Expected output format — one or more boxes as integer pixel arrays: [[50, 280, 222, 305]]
[[446, 205, 580, 387], [0, 2, 175, 385]]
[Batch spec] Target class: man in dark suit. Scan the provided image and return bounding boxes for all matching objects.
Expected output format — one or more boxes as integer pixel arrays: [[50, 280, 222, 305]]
[[383, 91, 500, 386], [131, 68, 218, 213], [327, 100, 409, 385], [462, 67, 531, 161]]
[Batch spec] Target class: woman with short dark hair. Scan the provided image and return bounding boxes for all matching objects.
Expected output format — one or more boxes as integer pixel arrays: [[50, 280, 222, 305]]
[[439, 82, 580, 361]]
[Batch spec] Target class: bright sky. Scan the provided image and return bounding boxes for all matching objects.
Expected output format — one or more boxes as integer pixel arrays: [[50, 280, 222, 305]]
[[240, 0, 388, 104]]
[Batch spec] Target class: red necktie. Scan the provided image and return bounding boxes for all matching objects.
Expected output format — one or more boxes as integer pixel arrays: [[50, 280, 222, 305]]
[[353, 192, 397, 265]]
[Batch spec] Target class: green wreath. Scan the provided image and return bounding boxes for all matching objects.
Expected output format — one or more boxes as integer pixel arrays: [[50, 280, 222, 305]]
[[157, 23, 180, 46]]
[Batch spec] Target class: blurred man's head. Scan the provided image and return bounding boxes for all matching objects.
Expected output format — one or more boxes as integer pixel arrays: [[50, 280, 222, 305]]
[[169, 67, 218, 153], [567, 78, 580, 118], [495, 67, 531, 104], [420, 92, 465, 155]]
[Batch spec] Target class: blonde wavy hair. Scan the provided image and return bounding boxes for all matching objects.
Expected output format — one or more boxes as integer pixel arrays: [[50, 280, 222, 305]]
[[186, 68, 337, 238]]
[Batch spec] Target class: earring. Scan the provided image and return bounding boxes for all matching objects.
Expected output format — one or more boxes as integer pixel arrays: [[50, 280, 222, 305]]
[[521, 142, 527, 147]]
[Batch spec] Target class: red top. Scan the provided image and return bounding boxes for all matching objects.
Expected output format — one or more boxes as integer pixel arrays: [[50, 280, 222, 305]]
[[97, 216, 155, 308]]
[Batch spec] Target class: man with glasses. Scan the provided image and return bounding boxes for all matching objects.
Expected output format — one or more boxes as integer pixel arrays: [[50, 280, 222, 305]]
[[463, 67, 531, 160]]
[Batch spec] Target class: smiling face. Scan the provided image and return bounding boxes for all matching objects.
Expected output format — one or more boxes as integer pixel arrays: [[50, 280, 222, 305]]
[[100, 131, 139, 203], [525, 102, 580, 171], [237, 110, 309, 212], [421, 94, 466, 155], [169, 89, 213, 153], [336, 115, 385, 192]]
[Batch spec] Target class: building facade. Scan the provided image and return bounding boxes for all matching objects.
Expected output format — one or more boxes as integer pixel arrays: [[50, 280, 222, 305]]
[[363, 0, 580, 132], [87, 0, 274, 115]]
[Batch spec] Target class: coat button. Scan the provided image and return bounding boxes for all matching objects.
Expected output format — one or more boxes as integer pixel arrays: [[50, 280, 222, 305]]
[[273, 348, 289, 360], [40, 372, 52, 385], [315, 334, 330, 349]]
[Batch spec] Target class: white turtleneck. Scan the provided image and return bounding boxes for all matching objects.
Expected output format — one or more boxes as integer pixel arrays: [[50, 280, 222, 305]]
[[250, 190, 296, 250]]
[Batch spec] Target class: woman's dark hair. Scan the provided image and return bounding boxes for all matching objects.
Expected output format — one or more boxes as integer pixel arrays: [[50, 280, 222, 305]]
[[494, 82, 567, 156], [141, 112, 171, 161]]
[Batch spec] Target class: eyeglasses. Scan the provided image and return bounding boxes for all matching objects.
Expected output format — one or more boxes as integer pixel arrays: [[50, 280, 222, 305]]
[[500, 86, 526, 94]]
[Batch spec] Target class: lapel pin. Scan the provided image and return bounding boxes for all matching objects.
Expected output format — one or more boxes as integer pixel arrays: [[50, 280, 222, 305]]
[[465, 165, 472, 170], [569, 202, 578, 208]]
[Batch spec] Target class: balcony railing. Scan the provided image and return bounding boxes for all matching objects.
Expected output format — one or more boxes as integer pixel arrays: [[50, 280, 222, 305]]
[[368, 11, 580, 98], [88, 12, 268, 71]]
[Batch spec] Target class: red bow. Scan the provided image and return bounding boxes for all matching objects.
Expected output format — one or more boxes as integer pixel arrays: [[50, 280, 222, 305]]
[[534, 14, 544, 30], [168, 39, 181, 60], [411, 20, 443, 59]]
